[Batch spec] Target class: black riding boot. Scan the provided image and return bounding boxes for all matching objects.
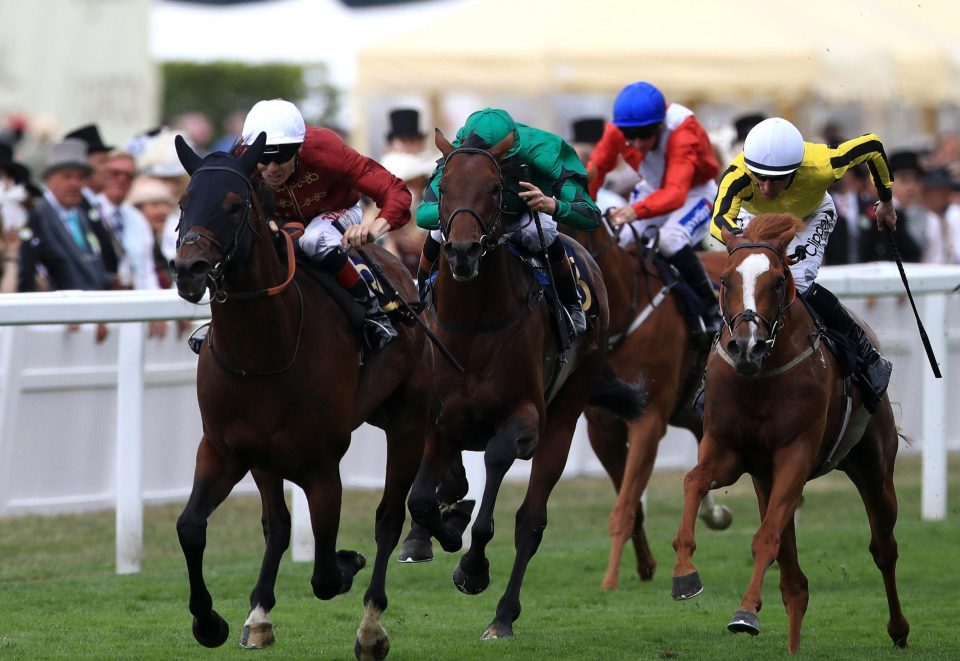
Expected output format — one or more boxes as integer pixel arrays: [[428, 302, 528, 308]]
[[548, 239, 587, 335], [804, 283, 892, 413], [416, 234, 443, 302], [313, 249, 398, 353], [667, 245, 722, 340]]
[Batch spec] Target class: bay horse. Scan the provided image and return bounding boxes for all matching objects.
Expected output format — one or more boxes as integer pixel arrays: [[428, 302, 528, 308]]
[[172, 133, 432, 661], [406, 129, 645, 640], [569, 220, 732, 591], [670, 213, 909, 653]]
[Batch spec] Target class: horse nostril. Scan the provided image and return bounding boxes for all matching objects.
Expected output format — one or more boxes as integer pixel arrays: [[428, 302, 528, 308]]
[[466, 242, 482, 260], [186, 260, 211, 278], [726, 339, 741, 357]]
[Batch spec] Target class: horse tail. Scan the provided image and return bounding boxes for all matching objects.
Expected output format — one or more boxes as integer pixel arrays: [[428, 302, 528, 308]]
[[587, 364, 646, 420]]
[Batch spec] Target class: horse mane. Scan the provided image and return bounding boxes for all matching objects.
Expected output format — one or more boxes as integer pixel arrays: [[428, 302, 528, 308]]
[[742, 213, 804, 244]]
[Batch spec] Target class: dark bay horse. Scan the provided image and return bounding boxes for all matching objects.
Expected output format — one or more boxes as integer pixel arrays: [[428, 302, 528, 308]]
[[407, 130, 645, 640], [671, 213, 909, 653], [569, 222, 732, 590], [172, 134, 432, 660]]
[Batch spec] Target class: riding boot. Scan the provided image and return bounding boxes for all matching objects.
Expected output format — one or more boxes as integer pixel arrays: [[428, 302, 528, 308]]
[[313, 249, 398, 353], [804, 283, 892, 413], [547, 239, 587, 335], [666, 245, 722, 340], [417, 234, 443, 302]]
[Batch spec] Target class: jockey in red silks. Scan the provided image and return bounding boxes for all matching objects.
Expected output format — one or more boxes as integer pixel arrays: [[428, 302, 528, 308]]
[[238, 99, 412, 353], [588, 81, 721, 339]]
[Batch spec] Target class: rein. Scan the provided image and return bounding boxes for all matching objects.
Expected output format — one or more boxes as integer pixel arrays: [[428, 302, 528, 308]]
[[438, 147, 510, 256]]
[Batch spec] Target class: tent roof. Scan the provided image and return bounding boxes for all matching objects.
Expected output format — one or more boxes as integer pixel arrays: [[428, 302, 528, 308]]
[[357, 0, 960, 104]]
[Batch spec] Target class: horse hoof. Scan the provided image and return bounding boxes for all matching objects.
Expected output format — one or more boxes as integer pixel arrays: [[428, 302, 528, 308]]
[[338, 549, 367, 576], [639, 564, 656, 581], [240, 622, 276, 649], [397, 537, 434, 563], [671, 572, 703, 600], [480, 621, 513, 640], [701, 505, 733, 531], [452, 557, 490, 595], [727, 609, 760, 636], [354, 634, 391, 660], [192, 611, 229, 648]]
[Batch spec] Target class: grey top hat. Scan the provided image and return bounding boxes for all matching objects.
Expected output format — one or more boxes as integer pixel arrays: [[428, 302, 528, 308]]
[[43, 138, 93, 178]]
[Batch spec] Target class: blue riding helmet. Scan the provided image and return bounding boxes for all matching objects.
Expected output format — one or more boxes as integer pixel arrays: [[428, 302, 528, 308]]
[[612, 81, 666, 128]]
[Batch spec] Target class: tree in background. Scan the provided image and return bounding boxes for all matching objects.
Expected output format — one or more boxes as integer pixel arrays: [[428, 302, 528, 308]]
[[161, 62, 340, 135]]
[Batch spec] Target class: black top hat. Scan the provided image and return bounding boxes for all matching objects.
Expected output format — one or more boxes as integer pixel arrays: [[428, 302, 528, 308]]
[[571, 117, 606, 144], [888, 150, 922, 175], [64, 123, 113, 154], [921, 167, 960, 190], [0, 142, 40, 196], [386, 109, 425, 141], [733, 113, 766, 143]]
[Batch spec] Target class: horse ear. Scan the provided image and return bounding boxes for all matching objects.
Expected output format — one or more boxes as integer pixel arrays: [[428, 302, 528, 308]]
[[237, 132, 267, 175], [722, 227, 745, 253], [489, 131, 515, 161], [435, 128, 453, 158], [175, 135, 202, 175]]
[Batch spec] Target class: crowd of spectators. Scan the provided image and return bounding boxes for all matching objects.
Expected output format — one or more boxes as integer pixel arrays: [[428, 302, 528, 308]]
[[1, 108, 958, 328]]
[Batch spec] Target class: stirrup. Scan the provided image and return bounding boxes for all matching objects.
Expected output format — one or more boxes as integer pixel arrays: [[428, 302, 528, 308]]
[[564, 304, 587, 336], [361, 315, 398, 354]]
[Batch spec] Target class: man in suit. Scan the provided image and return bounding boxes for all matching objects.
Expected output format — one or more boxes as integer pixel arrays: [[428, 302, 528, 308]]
[[18, 138, 112, 292]]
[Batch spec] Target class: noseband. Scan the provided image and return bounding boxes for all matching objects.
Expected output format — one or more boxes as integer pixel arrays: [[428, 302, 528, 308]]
[[438, 147, 508, 255], [721, 241, 796, 351]]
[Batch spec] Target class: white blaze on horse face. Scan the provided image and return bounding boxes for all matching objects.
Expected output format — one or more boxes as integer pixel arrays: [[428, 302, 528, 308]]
[[736, 253, 771, 349]]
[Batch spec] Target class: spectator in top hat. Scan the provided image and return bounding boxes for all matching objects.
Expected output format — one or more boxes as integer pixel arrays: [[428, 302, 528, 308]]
[[385, 108, 428, 155], [65, 124, 113, 195], [18, 138, 112, 294], [0, 143, 38, 292]]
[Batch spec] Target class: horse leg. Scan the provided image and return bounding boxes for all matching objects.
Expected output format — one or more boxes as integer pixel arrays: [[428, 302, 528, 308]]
[[398, 452, 469, 563], [453, 404, 539, 598], [407, 436, 469, 554], [302, 462, 366, 601], [240, 470, 291, 650], [730, 446, 812, 640], [752, 476, 809, 652], [481, 404, 581, 640], [602, 411, 665, 590], [841, 410, 909, 648], [355, 400, 426, 661], [176, 436, 248, 648], [671, 435, 742, 600]]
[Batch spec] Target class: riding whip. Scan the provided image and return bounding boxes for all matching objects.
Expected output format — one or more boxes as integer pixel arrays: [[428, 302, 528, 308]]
[[886, 232, 942, 378], [363, 255, 465, 374], [520, 164, 571, 352]]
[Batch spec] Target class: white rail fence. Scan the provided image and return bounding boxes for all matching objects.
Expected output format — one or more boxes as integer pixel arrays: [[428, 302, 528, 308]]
[[0, 262, 957, 574]]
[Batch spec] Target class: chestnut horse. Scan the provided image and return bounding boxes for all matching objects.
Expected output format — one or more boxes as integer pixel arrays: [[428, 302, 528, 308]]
[[172, 134, 432, 661], [569, 221, 732, 590], [670, 213, 909, 653], [407, 130, 645, 640]]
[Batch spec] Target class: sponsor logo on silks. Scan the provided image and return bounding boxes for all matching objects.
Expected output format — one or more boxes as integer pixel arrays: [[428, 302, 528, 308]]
[[796, 209, 836, 261], [678, 198, 713, 236]]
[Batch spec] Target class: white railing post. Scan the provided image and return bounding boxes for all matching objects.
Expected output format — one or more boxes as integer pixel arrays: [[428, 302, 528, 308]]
[[291, 482, 314, 561], [115, 321, 146, 573], [921, 294, 948, 521]]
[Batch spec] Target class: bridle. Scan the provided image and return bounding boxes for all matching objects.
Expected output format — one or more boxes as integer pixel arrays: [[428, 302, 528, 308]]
[[720, 241, 797, 353], [438, 147, 509, 255], [177, 165, 300, 302]]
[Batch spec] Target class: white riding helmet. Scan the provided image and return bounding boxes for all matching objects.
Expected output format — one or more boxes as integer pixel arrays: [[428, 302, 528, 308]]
[[743, 118, 805, 176], [241, 99, 306, 146]]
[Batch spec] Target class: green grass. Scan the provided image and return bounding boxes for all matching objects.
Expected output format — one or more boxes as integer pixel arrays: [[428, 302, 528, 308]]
[[1, 455, 958, 660]]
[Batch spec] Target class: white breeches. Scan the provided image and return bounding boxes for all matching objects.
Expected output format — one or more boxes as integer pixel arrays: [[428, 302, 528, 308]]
[[619, 180, 717, 256], [298, 201, 364, 258], [429, 211, 559, 251]]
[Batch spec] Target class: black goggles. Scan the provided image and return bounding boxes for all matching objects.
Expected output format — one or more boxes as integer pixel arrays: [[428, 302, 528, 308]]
[[258, 143, 301, 165], [753, 171, 792, 183], [620, 123, 661, 141]]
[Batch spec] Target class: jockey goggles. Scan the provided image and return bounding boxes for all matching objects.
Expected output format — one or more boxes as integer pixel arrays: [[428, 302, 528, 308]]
[[258, 143, 301, 165], [752, 171, 791, 183], [620, 123, 661, 141]]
